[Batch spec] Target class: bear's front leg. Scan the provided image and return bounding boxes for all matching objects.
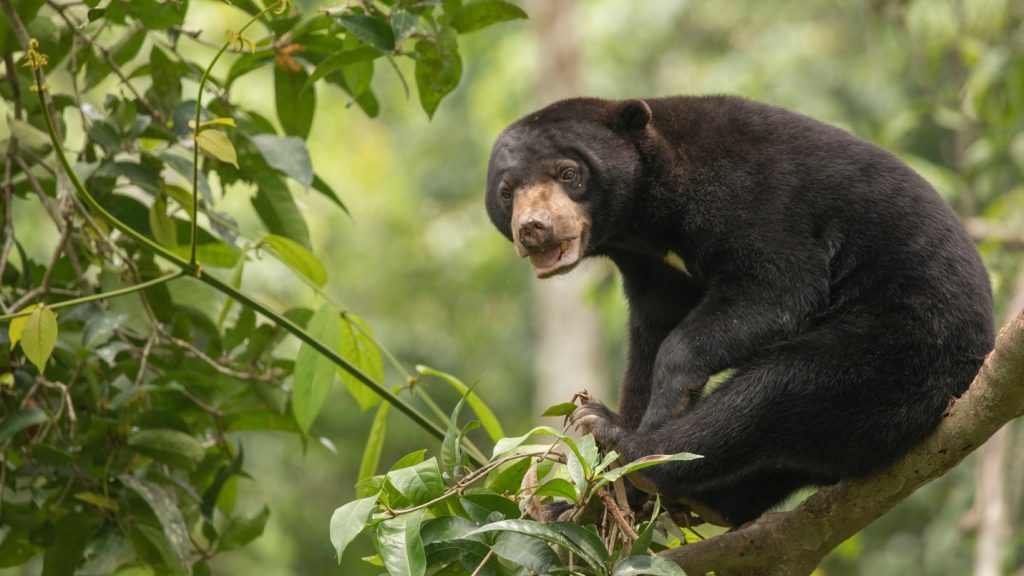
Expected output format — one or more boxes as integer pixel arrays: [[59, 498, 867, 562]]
[[638, 342, 707, 434]]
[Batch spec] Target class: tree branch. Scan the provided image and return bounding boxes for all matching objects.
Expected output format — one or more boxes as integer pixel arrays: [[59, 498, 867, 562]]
[[662, 309, 1024, 576]]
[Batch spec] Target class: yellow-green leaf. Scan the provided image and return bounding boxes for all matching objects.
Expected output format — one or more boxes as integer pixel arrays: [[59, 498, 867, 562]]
[[338, 315, 382, 412], [75, 491, 120, 512], [161, 184, 196, 221], [20, 305, 58, 372], [195, 129, 238, 167], [198, 117, 236, 129], [148, 195, 178, 246], [262, 234, 327, 287], [8, 304, 36, 350], [292, 304, 340, 434]]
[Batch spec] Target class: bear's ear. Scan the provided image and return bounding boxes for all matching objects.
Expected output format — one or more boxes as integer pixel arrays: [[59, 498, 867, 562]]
[[608, 99, 652, 132]]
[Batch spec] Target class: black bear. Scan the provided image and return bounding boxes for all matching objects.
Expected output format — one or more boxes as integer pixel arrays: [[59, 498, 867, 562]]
[[484, 96, 994, 526]]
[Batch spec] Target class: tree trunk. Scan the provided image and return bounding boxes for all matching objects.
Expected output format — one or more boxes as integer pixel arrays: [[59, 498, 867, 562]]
[[530, 0, 610, 420]]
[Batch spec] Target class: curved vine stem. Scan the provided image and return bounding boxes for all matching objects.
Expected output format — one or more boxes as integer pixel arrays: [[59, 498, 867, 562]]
[[190, 2, 282, 267], [26, 42, 460, 455]]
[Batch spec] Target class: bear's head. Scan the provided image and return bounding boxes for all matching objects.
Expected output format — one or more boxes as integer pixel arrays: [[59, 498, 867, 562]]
[[485, 98, 655, 278]]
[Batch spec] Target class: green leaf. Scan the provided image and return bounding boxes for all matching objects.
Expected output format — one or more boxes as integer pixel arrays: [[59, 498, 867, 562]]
[[386, 458, 445, 506], [541, 401, 578, 417], [466, 520, 605, 570], [578, 432, 601, 470], [312, 174, 350, 215], [262, 234, 327, 287], [249, 134, 314, 188], [440, 388, 471, 484], [532, 477, 578, 502], [291, 303, 340, 434], [449, 0, 527, 33], [123, 0, 188, 28], [219, 506, 270, 551], [120, 475, 191, 575], [552, 521, 610, 568], [489, 532, 559, 574], [338, 314, 383, 411], [75, 491, 120, 512], [133, 525, 187, 576], [127, 429, 205, 471], [195, 130, 238, 167], [42, 512, 100, 576], [227, 52, 274, 87], [390, 10, 420, 42], [392, 449, 428, 470], [146, 46, 182, 114], [416, 365, 504, 441], [484, 457, 532, 495], [330, 496, 377, 562], [304, 47, 380, 89], [612, 556, 688, 576], [8, 117, 51, 156], [0, 409, 46, 443], [377, 511, 426, 576], [167, 241, 241, 268], [275, 66, 316, 139], [0, 531, 42, 568], [148, 195, 178, 247], [250, 169, 311, 248], [342, 55, 375, 98], [414, 28, 462, 118], [19, 305, 58, 372], [491, 426, 585, 471], [357, 398, 392, 497], [337, 14, 396, 52], [595, 452, 703, 492]]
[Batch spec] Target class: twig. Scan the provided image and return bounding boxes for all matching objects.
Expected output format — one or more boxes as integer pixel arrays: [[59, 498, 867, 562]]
[[134, 332, 157, 387], [599, 488, 640, 541], [469, 549, 494, 576], [160, 331, 278, 383], [386, 451, 549, 518], [0, 51, 22, 291], [46, 1, 162, 120], [7, 195, 76, 311]]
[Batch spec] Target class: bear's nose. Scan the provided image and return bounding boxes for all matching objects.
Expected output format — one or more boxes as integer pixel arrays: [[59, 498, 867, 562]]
[[518, 217, 552, 249]]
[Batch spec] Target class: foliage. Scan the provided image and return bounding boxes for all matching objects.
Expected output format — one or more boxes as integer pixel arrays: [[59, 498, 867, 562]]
[[0, 0, 525, 573], [331, 394, 700, 576]]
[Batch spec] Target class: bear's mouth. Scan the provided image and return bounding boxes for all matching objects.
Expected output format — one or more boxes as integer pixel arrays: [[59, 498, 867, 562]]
[[526, 236, 584, 278]]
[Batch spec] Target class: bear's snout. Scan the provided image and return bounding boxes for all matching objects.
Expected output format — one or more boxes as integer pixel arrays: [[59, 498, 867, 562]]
[[517, 216, 554, 250]]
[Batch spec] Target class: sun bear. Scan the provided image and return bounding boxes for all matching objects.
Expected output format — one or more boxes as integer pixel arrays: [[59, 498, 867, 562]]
[[484, 96, 994, 526]]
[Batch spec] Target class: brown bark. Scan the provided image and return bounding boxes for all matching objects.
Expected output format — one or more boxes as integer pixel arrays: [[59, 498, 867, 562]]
[[662, 309, 1024, 576]]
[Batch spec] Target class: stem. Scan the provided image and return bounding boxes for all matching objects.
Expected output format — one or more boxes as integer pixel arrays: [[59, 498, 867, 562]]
[[0, 271, 184, 321], [190, 3, 278, 267]]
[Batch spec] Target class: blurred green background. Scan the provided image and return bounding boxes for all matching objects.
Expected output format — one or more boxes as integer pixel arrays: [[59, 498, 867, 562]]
[[7, 0, 1024, 574]]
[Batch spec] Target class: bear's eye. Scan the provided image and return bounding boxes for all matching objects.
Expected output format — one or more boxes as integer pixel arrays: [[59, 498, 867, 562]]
[[499, 185, 513, 201], [559, 167, 578, 182]]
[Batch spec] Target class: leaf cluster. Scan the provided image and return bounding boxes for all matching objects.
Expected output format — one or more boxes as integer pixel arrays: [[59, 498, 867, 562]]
[[0, 0, 526, 572], [332, 397, 701, 576]]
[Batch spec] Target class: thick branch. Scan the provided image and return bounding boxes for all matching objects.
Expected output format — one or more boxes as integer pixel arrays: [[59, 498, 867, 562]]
[[663, 310, 1024, 576]]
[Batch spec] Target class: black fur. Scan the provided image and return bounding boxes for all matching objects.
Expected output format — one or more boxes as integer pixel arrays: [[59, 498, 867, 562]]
[[485, 96, 994, 525]]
